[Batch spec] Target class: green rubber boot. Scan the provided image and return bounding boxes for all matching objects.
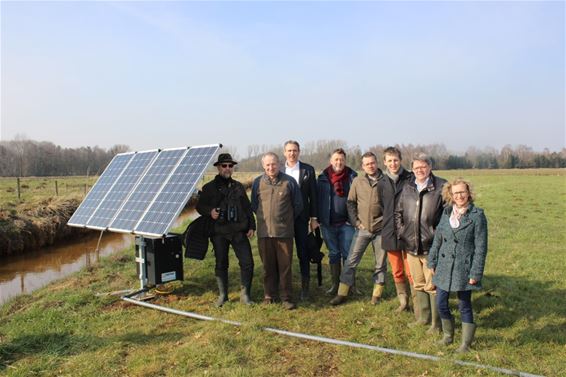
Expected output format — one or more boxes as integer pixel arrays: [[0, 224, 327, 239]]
[[426, 293, 442, 334], [438, 318, 455, 345], [456, 323, 476, 353], [408, 290, 430, 327]]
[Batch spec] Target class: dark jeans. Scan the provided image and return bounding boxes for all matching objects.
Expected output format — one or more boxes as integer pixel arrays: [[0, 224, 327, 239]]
[[294, 217, 310, 280], [436, 288, 473, 323], [211, 232, 254, 287], [320, 223, 355, 265]]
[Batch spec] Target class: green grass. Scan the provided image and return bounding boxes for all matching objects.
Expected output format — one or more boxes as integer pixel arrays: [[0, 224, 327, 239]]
[[1, 169, 565, 376], [0, 176, 98, 208], [0, 173, 257, 212]]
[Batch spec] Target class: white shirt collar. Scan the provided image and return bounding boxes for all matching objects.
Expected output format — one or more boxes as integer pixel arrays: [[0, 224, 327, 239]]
[[285, 161, 300, 184], [415, 176, 430, 192]]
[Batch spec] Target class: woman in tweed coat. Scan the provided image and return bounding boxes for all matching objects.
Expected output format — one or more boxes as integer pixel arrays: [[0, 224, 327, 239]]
[[428, 178, 488, 353]]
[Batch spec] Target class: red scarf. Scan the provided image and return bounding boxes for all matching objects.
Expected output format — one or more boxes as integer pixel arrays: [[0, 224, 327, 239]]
[[326, 166, 350, 197]]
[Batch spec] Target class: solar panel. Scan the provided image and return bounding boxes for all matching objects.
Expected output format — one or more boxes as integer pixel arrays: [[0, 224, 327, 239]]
[[108, 148, 188, 234], [134, 144, 220, 237], [86, 150, 158, 229], [67, 153, 134, 227], [68, 144, 221, 238]]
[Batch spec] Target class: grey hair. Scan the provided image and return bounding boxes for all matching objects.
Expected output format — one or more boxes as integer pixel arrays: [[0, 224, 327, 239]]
[[411, 152, 433, 168], [261, 151, 280, 164]]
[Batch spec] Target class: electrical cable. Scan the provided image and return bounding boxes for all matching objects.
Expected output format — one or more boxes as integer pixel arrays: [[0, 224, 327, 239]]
[[121, 293, 544, 377], [95, 230, 104, 252]]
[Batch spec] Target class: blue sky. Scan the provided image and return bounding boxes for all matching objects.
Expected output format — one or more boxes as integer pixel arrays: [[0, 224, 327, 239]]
[[1, 1, 564, 155]]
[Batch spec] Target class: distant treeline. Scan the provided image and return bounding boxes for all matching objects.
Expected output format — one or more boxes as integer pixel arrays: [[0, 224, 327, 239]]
[[0, 139, 129, 177], [1, 138, 565, 177], [232, 140, 566, 171]]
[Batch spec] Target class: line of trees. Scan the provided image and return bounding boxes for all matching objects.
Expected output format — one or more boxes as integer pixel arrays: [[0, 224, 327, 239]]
[[1, 138, 564, 177], [235, 140, 566, 171], [0, 138, 129, 177]]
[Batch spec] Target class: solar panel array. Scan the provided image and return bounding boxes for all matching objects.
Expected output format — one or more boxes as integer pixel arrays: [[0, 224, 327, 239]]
[[67, 153, 134, 227], [87, 150, 158, 229], [68, 144, 220, 238]]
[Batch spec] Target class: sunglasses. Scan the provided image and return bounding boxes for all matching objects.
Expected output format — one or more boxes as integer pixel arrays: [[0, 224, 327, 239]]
[[221, 164, 234, 168]]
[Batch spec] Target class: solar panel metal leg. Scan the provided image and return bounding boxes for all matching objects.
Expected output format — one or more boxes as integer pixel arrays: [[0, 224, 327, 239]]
[[133, 236, 154, 300]]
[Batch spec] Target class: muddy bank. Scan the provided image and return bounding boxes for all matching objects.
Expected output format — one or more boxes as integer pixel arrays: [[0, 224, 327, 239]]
[[0, 197, 91, 257], [0, 197, 202, 257], [0, 178, 254, 258]]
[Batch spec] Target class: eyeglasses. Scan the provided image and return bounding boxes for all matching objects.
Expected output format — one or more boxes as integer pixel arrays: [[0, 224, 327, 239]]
[[221, 164, 234, 168], [413, 166, 429, 171], [452, 191, 468, 197]]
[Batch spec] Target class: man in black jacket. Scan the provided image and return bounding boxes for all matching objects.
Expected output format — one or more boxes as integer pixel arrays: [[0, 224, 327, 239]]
[[395, 153, 446, 332], [283, 140, 319, 300], [196, 153, 256, 307], [378, 146, 414, 313]]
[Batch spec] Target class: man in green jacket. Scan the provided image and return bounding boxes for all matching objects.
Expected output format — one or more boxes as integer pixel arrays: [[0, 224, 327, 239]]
[[251, 152, 303, 310], [330, 152, 388, 306]]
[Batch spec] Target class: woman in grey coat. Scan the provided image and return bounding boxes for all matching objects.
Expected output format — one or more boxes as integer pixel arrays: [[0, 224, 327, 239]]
[[428, 178, 488, 353]]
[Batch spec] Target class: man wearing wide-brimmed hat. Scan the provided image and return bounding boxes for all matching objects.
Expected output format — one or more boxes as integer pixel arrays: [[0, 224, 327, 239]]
[[196, 153, 256, 307]]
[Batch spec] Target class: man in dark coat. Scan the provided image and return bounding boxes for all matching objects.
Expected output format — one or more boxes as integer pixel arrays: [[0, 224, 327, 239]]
[[395, 152, 446, 333], [378, 146, 414, 313], [196, 153, 256, 307], [283, 140, 319, 300]]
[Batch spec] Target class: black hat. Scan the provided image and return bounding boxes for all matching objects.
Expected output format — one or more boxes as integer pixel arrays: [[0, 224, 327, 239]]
[[213, 153, 238, 166]]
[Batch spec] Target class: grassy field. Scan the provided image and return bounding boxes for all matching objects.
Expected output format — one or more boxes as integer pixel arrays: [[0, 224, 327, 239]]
[[0, 173, 257, 212], [0, 176, 98, 208], [1, 169, 565, 376]]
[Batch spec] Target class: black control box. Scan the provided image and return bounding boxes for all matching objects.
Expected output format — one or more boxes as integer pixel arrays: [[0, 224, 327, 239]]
[[135, 234, 184, 286]]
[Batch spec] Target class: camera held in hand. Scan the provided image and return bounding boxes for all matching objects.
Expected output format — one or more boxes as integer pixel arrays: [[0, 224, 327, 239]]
[[216, 207, 226, 223], [216, 205, 238, 224]]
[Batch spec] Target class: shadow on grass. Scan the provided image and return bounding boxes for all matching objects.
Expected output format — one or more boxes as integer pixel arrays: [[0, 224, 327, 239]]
[[0, 330, 185, 371], [173, 261, 566, 347], [474, 274, 566, 345]]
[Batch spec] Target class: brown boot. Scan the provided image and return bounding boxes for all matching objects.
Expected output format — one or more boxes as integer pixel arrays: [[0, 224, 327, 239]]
[[330, 283, 350, 306], [370, 284, 384, 305], [394, 282, 410, 312]]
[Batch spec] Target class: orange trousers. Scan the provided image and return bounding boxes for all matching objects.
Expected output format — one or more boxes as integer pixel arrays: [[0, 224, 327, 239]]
[[386, 250, 413, 284]]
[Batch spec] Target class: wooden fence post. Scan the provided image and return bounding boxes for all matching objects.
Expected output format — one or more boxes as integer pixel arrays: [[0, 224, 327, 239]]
[[55, 180, 59, 196], [17, 177, 21, 201]]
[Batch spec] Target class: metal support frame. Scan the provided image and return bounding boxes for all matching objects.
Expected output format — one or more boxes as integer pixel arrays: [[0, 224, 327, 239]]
[[134, 235, 147, 290], [133, 236, 154, 300]]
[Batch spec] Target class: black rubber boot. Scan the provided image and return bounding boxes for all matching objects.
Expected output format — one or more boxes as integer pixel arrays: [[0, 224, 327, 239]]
[[240, 268, 254, 305], [240, 285, 253, 305], [300, 278, 310, 301], [215, 276, 228, 307]]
